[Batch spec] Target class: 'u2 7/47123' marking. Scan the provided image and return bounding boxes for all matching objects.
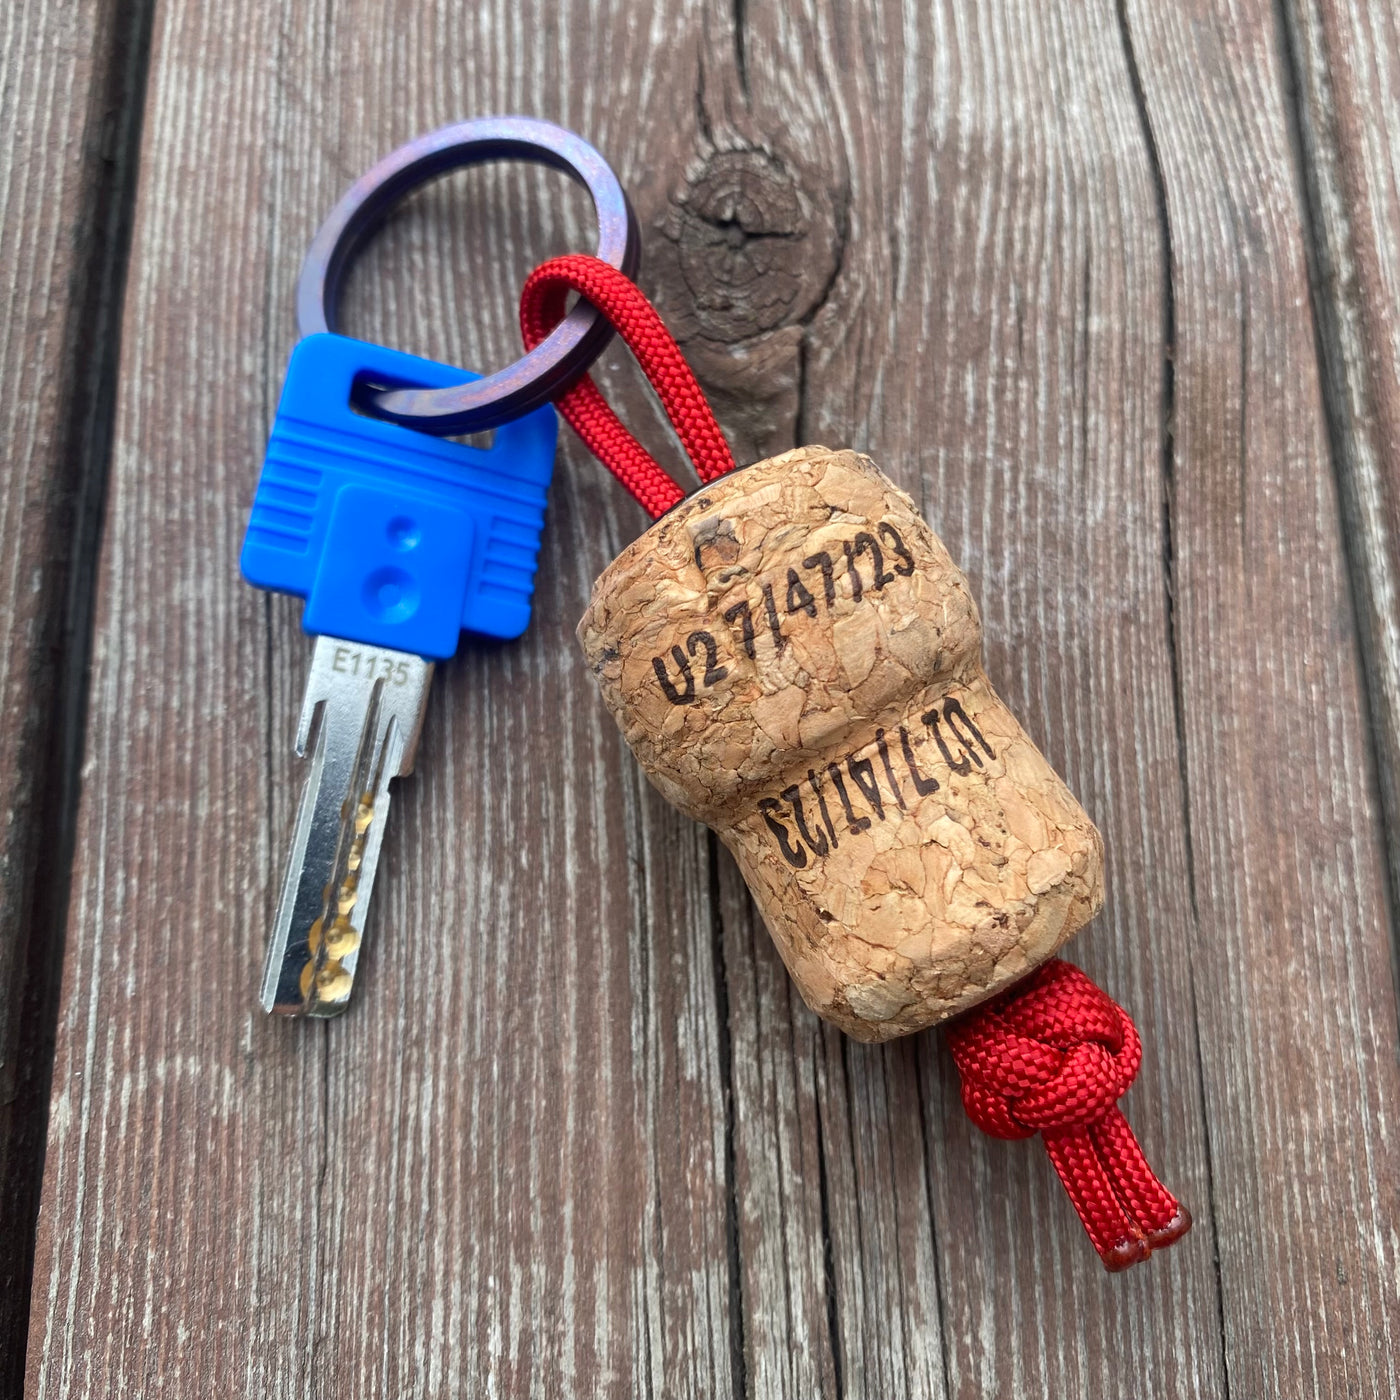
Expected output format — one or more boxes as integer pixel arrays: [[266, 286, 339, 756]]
[[650, 521, 917, 704]]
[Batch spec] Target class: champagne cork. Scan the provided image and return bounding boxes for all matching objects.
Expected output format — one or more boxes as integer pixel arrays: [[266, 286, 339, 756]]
[[578, 446, 1104, 1041]]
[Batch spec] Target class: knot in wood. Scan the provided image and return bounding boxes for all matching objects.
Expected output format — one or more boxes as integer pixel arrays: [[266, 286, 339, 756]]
[[665, 149, 839, 342]]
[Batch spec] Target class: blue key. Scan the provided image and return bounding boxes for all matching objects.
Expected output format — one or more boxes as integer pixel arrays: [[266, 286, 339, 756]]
[[241, 332, 558, 1015]]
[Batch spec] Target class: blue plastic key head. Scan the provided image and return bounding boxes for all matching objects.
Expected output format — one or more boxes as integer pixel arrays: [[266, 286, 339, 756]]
[[240, 333, 559, 659]]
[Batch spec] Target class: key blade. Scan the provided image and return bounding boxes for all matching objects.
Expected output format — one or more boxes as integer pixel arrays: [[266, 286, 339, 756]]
[[260, 636, 433, 1016]]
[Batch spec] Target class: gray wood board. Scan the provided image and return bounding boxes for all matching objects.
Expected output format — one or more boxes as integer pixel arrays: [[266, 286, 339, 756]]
[[0, 0, 150, 1392], [1121, 1, 1399, 1392], [21, 0, 1400, 1396], [1284, 0, 1400, 921]]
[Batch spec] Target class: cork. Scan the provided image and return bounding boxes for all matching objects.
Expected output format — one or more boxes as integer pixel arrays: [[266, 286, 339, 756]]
[[578, 446, 1104, 1041]]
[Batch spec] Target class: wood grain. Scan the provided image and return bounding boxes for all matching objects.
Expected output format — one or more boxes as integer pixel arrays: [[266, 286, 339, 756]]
[[18, 0, 1400, 1396], [1121, 1, 1400, 1392], [25, 1, 737, 1394], [682, 4, 1224, 1394], [1282, 0, 1400, 902], [0, 0, 149, 1392]]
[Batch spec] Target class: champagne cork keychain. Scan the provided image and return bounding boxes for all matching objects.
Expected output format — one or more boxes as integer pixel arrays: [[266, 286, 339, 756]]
[[519, 255, 1192, 1272]]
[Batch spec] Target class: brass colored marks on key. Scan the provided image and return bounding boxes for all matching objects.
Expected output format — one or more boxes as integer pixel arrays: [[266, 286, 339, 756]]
[[311, 964, 354, 1005], [300, 789, 375, 1011]]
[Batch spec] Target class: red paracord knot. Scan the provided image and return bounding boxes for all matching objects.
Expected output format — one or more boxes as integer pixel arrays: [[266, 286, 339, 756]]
[[946, 959, 1190, 1270], [520, 253, 735, 518]]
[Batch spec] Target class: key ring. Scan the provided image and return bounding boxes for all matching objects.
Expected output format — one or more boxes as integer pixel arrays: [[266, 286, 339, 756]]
[[296, 115, 640, 434]]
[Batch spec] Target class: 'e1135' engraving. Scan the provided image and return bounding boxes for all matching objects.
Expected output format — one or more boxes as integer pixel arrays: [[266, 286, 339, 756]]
[[332, 646, 413, 686]]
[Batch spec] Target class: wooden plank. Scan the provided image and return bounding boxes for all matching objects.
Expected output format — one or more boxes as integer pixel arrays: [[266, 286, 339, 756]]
[[0, 0, 151, 1392], [1282, 1, 1400, 894], [677, 0, 1400, 1392], [24, 1, 739, 1395], [1118, 0, 1400, 1393], [682, 4, 1225, 1395]]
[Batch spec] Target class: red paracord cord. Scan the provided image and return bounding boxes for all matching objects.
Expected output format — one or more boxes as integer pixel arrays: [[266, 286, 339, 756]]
[[522, 254, 1190, 1271], [520, 254, 734, 517]]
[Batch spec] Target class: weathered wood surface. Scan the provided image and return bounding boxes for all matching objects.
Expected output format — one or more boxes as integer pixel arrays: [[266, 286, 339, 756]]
[[11, 0, 1400, 1396], [1122, 4, 1399, 1391], [1284, 0, 1400, 911], [0, 0, 150, 1394]]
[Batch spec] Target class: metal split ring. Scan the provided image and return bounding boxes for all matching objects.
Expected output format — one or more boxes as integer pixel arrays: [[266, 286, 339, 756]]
[[297, 115, 639, 434]]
